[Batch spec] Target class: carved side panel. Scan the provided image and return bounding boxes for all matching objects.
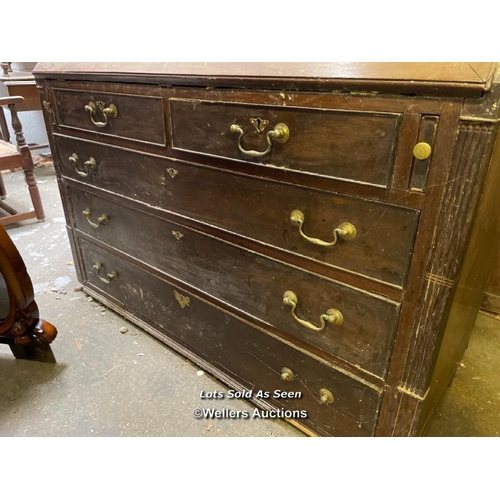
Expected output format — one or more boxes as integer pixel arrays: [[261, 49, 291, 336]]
[[400, 121, 498, 396]]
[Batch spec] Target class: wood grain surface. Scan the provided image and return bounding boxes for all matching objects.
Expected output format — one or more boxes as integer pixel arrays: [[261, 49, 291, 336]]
[[77, 234, 383, 437], [53, 134, 419, 287], [34, 62, 496, 97], [37, 63, 500, 436], [170, 98, 401, 187], [67, 184, 400, 378]]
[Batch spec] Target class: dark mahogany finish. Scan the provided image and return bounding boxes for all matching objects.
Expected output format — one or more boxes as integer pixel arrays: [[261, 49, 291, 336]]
[[35, 62, 500, 436], [0, 224, 57, 361], [77, 234, 382, 437], [53, 88, 166, 145], [169, 98, 401, 187], [54, 135, 419, 288], [66, 183, 400, 378]]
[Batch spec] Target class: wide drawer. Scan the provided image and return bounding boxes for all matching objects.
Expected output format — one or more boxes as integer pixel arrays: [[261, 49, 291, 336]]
[[76, 234, 382, 437], [54, 135, 419, 287], [66, 184, 400, 378], [52, 87, 166, 145], [169, 98, 402, 187]]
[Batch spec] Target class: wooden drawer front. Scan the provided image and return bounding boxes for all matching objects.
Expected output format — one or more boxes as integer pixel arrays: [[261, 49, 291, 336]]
[[53, 88, 166, 145], [54, 135, 418, 288], [67, 186, 400, 378], [77, 235, 382, 436], [53, 134, 168, 204], [169, 98, 401, 187], [155, 160, 418, 288]]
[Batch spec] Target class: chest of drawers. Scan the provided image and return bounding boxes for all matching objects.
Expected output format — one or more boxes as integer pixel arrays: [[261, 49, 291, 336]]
[[34, 63, 500, 436]]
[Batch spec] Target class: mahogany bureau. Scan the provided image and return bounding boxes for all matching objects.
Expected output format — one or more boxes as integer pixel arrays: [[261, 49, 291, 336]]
[[34, 63, 500, 436]]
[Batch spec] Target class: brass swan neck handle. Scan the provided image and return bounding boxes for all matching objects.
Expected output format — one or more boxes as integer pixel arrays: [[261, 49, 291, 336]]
[[84, 100, 118, 128], [230, 121, 289, 158], [83, 209, 109, 229], [290, 210, 356, 248], [93, 262, 118, 284], [69, 153, 97, 178], [283, 291, 343, 332]]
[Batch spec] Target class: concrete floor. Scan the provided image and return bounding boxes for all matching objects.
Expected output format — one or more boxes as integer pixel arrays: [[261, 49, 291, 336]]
[[426, 312, 500, 437], [0, 165, 498, 437]]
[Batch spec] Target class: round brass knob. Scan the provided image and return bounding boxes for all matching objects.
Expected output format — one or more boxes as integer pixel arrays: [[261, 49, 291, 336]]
[[281, 367, 295, 382], [338, 222, 357, 240], [413, 142, 432, 160], [325, 309, 344, 326], [290, 210, 305, 227], [271, 123, 290, 143], [319, 388, 334, 405]]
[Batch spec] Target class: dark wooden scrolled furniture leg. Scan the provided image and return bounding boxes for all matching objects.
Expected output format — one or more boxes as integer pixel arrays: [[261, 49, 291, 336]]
[[0, 223, 57, 362], [0, 319, 57, 362]]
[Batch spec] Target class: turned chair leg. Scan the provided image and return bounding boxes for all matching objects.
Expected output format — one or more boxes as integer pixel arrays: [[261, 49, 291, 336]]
[[0, 172, 7, 200], [8, 103, 45, 222], [21, 153, 45, 222]]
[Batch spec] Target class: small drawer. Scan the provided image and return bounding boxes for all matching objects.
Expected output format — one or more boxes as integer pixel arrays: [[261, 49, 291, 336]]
[[77, 234, 382, 437], [53, 134, 168, 202], [169, 98, 402, 188], [52, 87, 166, 145], [66, 185, 400, 378], [53, 135, 419, 288]]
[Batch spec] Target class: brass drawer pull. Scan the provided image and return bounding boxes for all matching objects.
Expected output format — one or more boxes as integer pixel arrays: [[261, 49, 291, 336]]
[[319, 389, 334, 405], [83, 208, 109, 229], [93, 262, 118, 284], [413, 141, 432, 160], [290, 210, 356, 248], [69, 153, 97, 178], [283, 290, 343, 332], [281, 367, 295, 381], [84, 100, 118, 128], [230, 119, 289, 158]]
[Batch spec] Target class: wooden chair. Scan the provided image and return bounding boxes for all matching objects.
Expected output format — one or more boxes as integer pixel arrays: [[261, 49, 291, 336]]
[[0, 95, 45, 225], [0, 221, 57, 361]]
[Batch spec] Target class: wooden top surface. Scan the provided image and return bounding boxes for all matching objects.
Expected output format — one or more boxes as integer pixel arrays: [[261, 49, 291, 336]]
[[33, 62, 497, 97]]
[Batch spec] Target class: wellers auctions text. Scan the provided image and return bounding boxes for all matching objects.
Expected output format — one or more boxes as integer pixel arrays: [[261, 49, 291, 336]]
[[198, 407, 308, 419]]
